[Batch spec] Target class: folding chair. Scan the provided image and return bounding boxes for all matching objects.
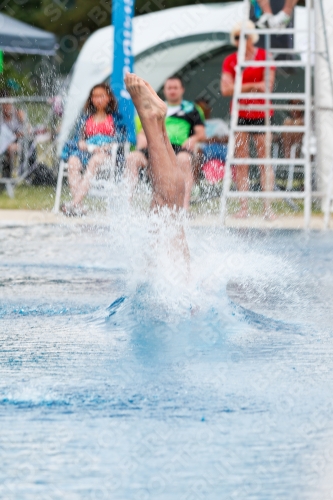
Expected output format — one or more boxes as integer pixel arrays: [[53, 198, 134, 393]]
[[53, 143, 129, 213]]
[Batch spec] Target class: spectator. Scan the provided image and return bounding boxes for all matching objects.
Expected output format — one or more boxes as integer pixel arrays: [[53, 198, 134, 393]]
[[195, 98, 229, 140], [281, 100, 304, 159], [0, 94, 33, 179], [194, 98, 229, 185], [126, 76, 206, 210], [256, 0, 298, 29], [61, 83, 126, 216], [221, 20, 276, 219]]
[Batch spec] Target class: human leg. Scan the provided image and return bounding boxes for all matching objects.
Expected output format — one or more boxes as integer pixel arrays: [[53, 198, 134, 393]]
[[257, 0, 298, 29], [282, 132, 292, 159], [125, 150, 148, 193], [125, 73, 189, 269], [176, 151, 193, 211], [124, 73, 185, 210], [67, 155, 83, 203], [71, 152, 109, 206], [254, 133, 275, 218], [234, 131, 250, 217]]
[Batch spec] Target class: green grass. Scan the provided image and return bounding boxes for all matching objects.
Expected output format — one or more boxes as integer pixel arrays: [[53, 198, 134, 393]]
[[0, 184, 109, 212], [0, 185, 58, 210], [191, 197, 323, 217], [0, 182, 323, 216]]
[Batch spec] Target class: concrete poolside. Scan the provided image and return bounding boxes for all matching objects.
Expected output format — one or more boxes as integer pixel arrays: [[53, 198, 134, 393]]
[[0, 209, 331, 230]]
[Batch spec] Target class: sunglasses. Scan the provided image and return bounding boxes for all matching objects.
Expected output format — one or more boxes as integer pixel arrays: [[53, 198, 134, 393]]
[[234, 35, 248, 41]]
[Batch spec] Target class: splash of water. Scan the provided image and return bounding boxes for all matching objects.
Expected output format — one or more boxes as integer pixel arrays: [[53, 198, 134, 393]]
[[102, 179, 298, 326]]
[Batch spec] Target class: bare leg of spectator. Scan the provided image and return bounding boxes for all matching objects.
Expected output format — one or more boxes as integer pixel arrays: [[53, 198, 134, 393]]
[[254, 133, 276, 219], [67, 156, 82, 203], [234, 131, 249, 218], [71, 152, 109, 207], [176, 151, 193, 211], [282, 133, 292, 160], [7, 143, 20, 177], [282, 123, 303, 160], [125, 150, 148, 194]]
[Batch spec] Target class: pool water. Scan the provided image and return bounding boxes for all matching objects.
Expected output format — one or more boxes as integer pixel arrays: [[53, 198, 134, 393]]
[[1, 221, 333, 499]]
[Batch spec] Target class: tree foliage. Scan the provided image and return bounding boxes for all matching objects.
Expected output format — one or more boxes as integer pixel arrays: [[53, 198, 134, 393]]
[[2, 0, 304, 76], [2, 0, 232, 73]]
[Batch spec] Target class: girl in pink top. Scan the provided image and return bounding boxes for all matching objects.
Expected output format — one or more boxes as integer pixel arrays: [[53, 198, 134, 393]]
[[62, 83, 120, 216]]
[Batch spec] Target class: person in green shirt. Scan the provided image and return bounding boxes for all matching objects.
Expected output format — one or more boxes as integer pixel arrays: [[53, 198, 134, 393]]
[[126, 75, 206, 210]]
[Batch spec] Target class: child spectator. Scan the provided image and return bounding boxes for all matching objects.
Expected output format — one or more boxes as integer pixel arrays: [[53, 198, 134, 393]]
[[281, 100, 304, 159], [61, 83, 126, 216]]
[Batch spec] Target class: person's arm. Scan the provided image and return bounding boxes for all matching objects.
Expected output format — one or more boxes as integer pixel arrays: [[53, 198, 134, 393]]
[[78, 118, 88, 151], [256, 0, 273, 14], [182, 124, 206, 151], [221, 72, 260, 96], [221, 69, 275, 97]]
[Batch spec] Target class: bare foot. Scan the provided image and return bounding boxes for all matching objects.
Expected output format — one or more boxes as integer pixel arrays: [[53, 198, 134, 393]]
[[124, 73, 166, 120]]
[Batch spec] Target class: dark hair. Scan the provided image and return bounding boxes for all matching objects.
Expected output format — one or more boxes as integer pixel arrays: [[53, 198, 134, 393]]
[[84, 83, 118, 115], [195, 97, 211, 106], [164, 75, 184, 88]]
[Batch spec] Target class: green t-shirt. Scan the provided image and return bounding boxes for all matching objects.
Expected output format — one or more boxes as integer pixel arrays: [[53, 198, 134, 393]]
[[135, 100, 204, 146]]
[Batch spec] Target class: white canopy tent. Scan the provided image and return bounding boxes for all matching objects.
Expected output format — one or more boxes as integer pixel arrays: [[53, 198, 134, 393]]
[[58, 2, 309, 153]]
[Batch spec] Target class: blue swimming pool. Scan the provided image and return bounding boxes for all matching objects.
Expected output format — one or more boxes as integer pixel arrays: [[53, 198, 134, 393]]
[[1, 222, 333, 499]]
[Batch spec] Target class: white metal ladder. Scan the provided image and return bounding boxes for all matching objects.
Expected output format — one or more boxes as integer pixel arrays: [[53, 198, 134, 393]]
[[220, 0, 312, 227], [318, 0, 333, 230]]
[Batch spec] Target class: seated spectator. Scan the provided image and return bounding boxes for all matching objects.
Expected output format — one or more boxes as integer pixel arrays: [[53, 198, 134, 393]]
[[281, 100, 304, 159], [126, 76, 206, 210], [0, 96, 33, 179], [194, 98, 229, 184], [61, 83, 126, 216], [195, 98, 229, 140]]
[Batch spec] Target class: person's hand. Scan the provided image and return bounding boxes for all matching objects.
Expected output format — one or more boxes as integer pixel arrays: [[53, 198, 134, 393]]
[[182, 137, 196, 151], [78, 140, 87, 151], [254, 81, 267, 93]]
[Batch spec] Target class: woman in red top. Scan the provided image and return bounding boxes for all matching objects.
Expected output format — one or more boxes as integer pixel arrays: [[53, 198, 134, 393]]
[[221, 20, 276, 219], [62, 83, 118, 216]]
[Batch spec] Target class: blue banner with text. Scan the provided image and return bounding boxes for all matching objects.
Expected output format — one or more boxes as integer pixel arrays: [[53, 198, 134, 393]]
[[112, 0, 136, 144]]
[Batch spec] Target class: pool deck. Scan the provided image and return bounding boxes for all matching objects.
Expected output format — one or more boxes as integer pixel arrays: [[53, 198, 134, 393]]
[[0, 209, 332, 230]]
